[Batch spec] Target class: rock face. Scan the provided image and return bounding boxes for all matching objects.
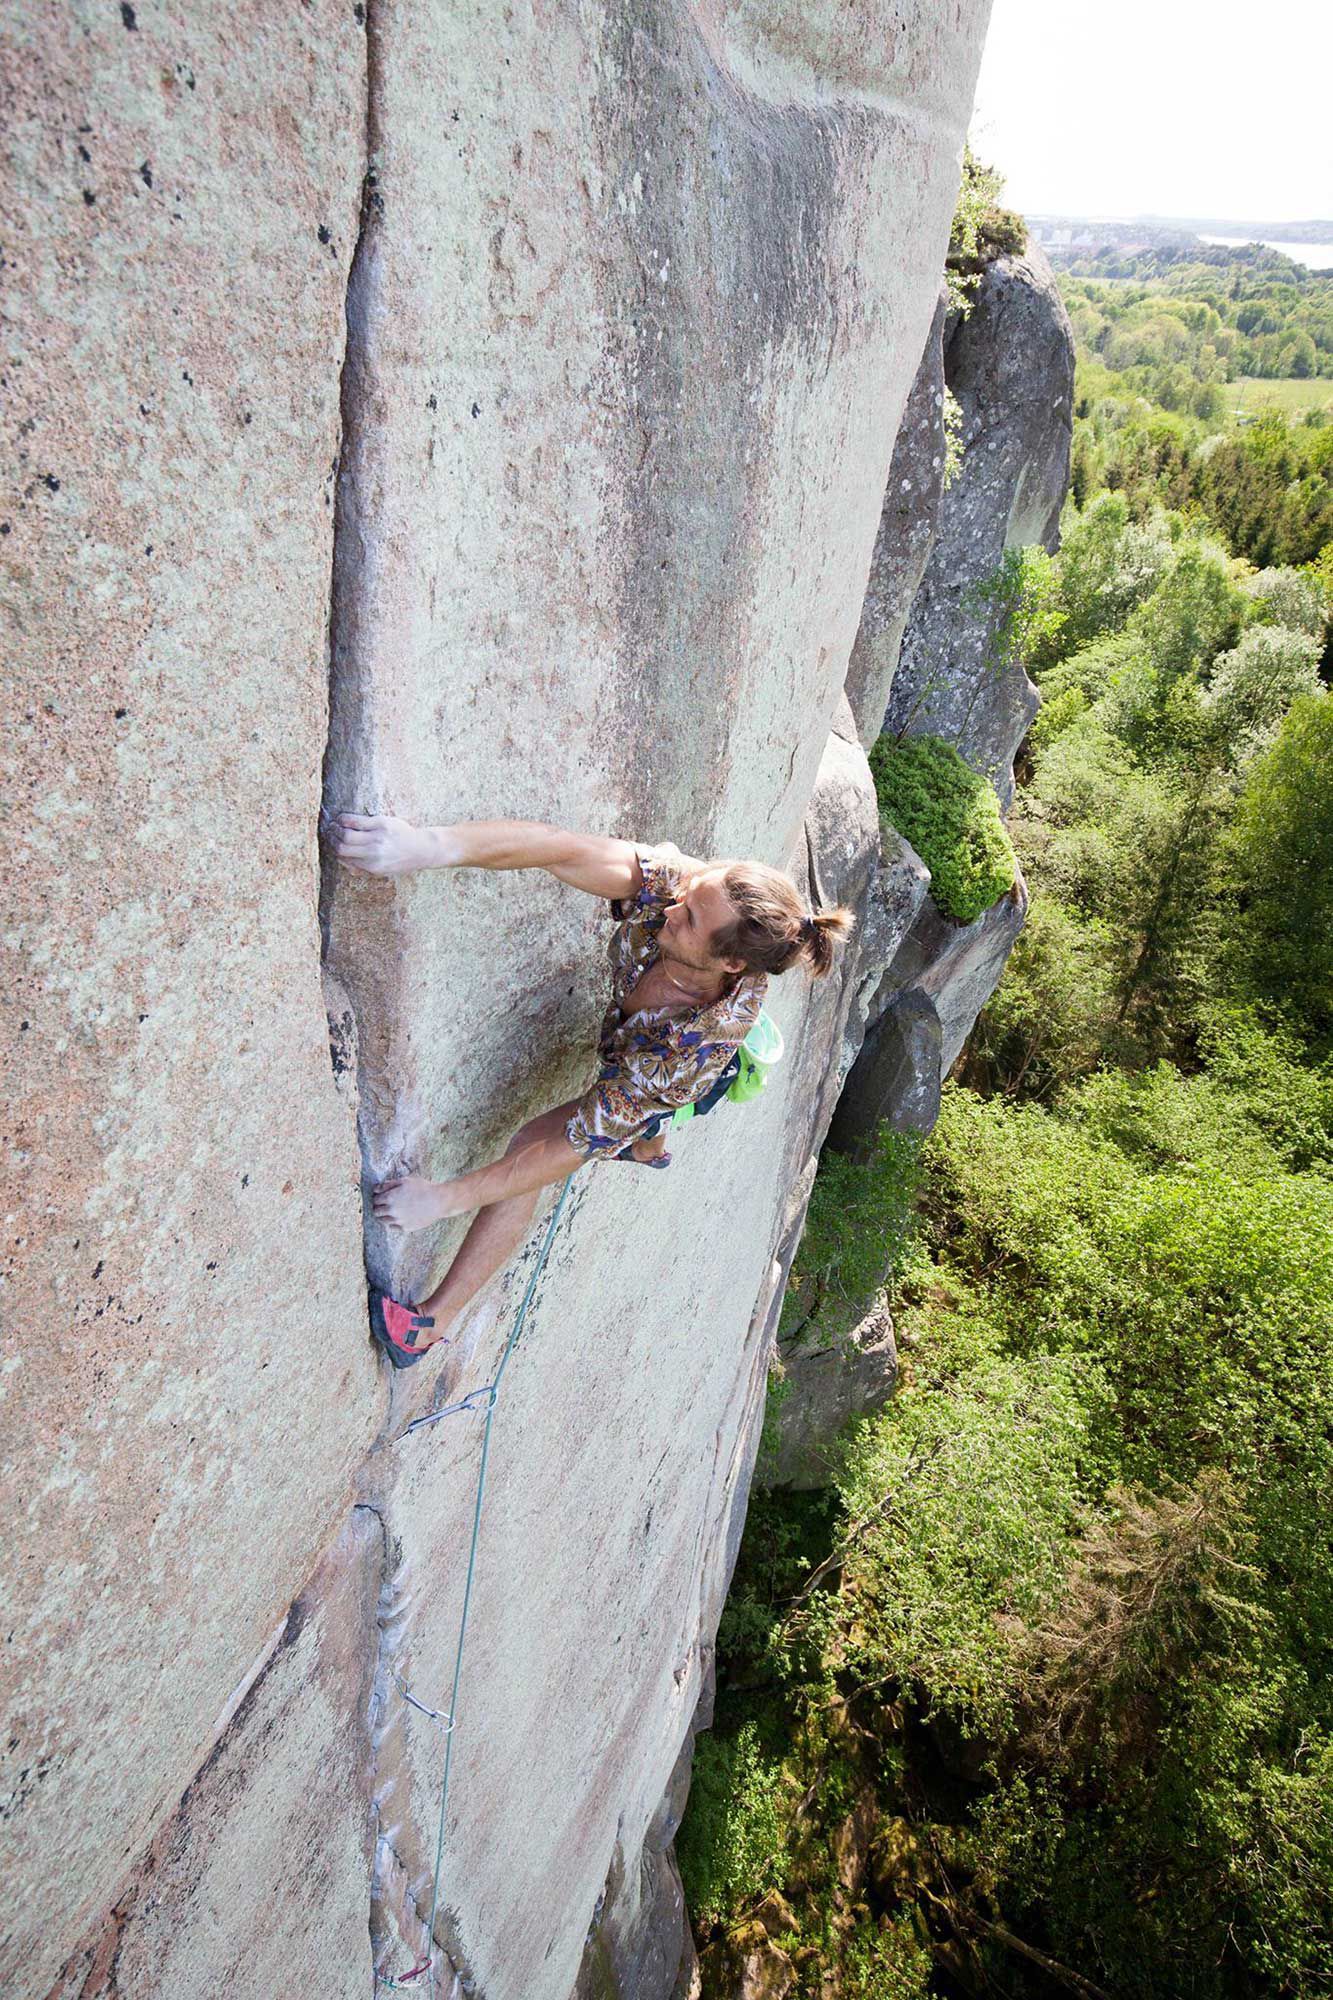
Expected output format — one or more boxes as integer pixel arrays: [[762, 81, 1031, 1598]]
[[843, 290, 949, 747], [1, 8, 377, 1989], [770, 1296, 898, 1489], [2, 5, 994, 1999], [834, 863, 1031, 1153], [883, 248, 1075, 803]]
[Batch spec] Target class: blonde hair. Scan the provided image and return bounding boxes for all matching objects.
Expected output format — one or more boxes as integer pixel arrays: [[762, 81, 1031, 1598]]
[[712, 860, 855, 980]]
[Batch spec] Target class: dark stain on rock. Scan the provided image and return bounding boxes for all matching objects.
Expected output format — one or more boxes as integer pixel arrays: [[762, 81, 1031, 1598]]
[[327, 1004, 356, 1079], [317, 223, 332, 244], [121, 2, 137, 26], [42, 474, 60, 491], [82, 188, 97, 206], [78, 143, 92, 163], [591, 7, 857, 838], [114, 706, 127, 719], [470, 400, 480, 417], [139, 160, 153, 186]]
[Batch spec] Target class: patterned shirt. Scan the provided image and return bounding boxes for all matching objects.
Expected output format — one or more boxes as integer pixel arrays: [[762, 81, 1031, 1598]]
[[564, 843, 767, 1161]]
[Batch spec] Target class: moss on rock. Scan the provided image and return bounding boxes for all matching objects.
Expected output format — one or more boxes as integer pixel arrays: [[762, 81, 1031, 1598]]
[[869, 733, 1018, 923]]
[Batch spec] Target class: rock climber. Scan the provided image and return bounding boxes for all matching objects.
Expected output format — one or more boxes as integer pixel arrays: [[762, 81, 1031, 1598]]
[[331, 813, 854, 1368]]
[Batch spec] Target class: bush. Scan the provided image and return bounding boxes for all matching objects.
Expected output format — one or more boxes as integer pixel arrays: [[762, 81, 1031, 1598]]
[[870, 734, 1018, 923], [925, 1087, 1333, 1518], [780, 1123, 923, 1344], [675, 1721, 790, 1928], [1224, 693, 1333, 1028], [1237, 1733, 1333, 1992], [946, 147, 1027, 312], [839, 1914, 934, 2000], [832, 1340, 1101, 1734], [962, 896, 1118, 1100], [1044, 494, 1175, 653]]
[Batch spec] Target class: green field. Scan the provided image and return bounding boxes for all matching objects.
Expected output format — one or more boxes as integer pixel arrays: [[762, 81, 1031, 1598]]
[[1228, 373, 1333, 416]]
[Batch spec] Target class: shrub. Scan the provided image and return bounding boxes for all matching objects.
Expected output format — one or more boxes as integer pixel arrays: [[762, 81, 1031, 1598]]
[[869, 734, 1018, 923], [1225, 693, 1333, 1028], [840, 1914, 934, 2000], [780, 1123, 923, 1344], [675, 1721, 790, 1928], [1045, 493, 1175, 653], [832, 1342, 1101, 1734], [925, 1087, 1333, 1520], [946, 148, 1026, 312], [962, 896, 1118, 1101], [1237, 1733, 1333, 1993]]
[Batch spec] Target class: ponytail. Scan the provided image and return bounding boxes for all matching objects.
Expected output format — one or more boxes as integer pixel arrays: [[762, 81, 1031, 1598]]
[[796, 906, 856, 980]]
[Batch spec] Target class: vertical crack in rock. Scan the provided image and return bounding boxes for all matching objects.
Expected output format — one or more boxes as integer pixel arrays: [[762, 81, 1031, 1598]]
[[311, 9, 422, 1985], [356, 1502, 470, 1999], [318, 0, 382, 1116]]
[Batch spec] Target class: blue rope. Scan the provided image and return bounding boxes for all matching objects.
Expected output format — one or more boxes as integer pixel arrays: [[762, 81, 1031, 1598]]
[[375, 1175, 573, 1992]]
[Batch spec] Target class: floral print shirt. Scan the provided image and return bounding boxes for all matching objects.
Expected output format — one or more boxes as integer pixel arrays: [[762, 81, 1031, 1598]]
[[564, 843, 767, 1160]]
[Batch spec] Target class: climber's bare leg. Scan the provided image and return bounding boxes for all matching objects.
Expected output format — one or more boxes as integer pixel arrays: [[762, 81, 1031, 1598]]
[[414, 1099, 582, 1338]]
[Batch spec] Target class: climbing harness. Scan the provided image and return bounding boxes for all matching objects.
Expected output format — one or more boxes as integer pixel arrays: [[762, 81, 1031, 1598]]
[[374, 1174, 574, 1993]]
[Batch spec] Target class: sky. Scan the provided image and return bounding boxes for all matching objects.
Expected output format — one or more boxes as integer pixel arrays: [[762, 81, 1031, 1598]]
[[970, 0, 1333, 224]]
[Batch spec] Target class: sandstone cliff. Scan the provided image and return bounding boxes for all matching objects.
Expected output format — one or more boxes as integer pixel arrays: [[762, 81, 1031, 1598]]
[[2, 6, 996, 1999]]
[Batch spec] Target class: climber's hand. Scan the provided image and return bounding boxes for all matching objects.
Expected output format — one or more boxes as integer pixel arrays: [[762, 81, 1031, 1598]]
[[371, 1175, 447, 1231], [630, 1131, 670, 1165], [329, 812, 434, 876]]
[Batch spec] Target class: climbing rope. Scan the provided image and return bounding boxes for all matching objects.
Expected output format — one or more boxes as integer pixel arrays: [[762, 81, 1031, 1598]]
[[374, 1174, 574, 1993]]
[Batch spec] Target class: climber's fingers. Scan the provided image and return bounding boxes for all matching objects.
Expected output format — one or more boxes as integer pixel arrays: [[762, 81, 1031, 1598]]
[[371, 1179, 403, 1229], [335, 813, 383, 830], [371, 1175, 443, 1233], [333, 822, 385, 872]]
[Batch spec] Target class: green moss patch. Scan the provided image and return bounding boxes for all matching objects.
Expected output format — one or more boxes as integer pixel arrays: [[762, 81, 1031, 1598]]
[[870, 733, 1018, 923]]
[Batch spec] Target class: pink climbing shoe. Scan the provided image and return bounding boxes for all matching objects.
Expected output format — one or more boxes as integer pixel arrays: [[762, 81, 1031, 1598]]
[[369, 1288, 437, 1369]]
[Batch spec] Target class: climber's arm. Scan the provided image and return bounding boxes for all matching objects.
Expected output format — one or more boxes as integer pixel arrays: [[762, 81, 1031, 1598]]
[[331, 813, 646, 902], [372, 1129, 583, 1231]]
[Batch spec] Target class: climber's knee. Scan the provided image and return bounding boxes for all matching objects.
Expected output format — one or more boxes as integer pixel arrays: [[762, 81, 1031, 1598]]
[[503, 1097, 585, 1159]]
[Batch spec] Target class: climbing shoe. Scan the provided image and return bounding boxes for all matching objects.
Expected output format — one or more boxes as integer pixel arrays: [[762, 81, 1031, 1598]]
[[369, 1288, 437, 1369]]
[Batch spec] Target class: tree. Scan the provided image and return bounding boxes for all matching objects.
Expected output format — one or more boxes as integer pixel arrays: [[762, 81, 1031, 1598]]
[[1225, 694, 1333, 1029], [1202, 624, 1324, 762]]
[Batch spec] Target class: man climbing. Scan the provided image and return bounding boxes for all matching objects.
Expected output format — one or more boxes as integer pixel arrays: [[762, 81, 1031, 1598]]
[[331, 813, 853, 1367]]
